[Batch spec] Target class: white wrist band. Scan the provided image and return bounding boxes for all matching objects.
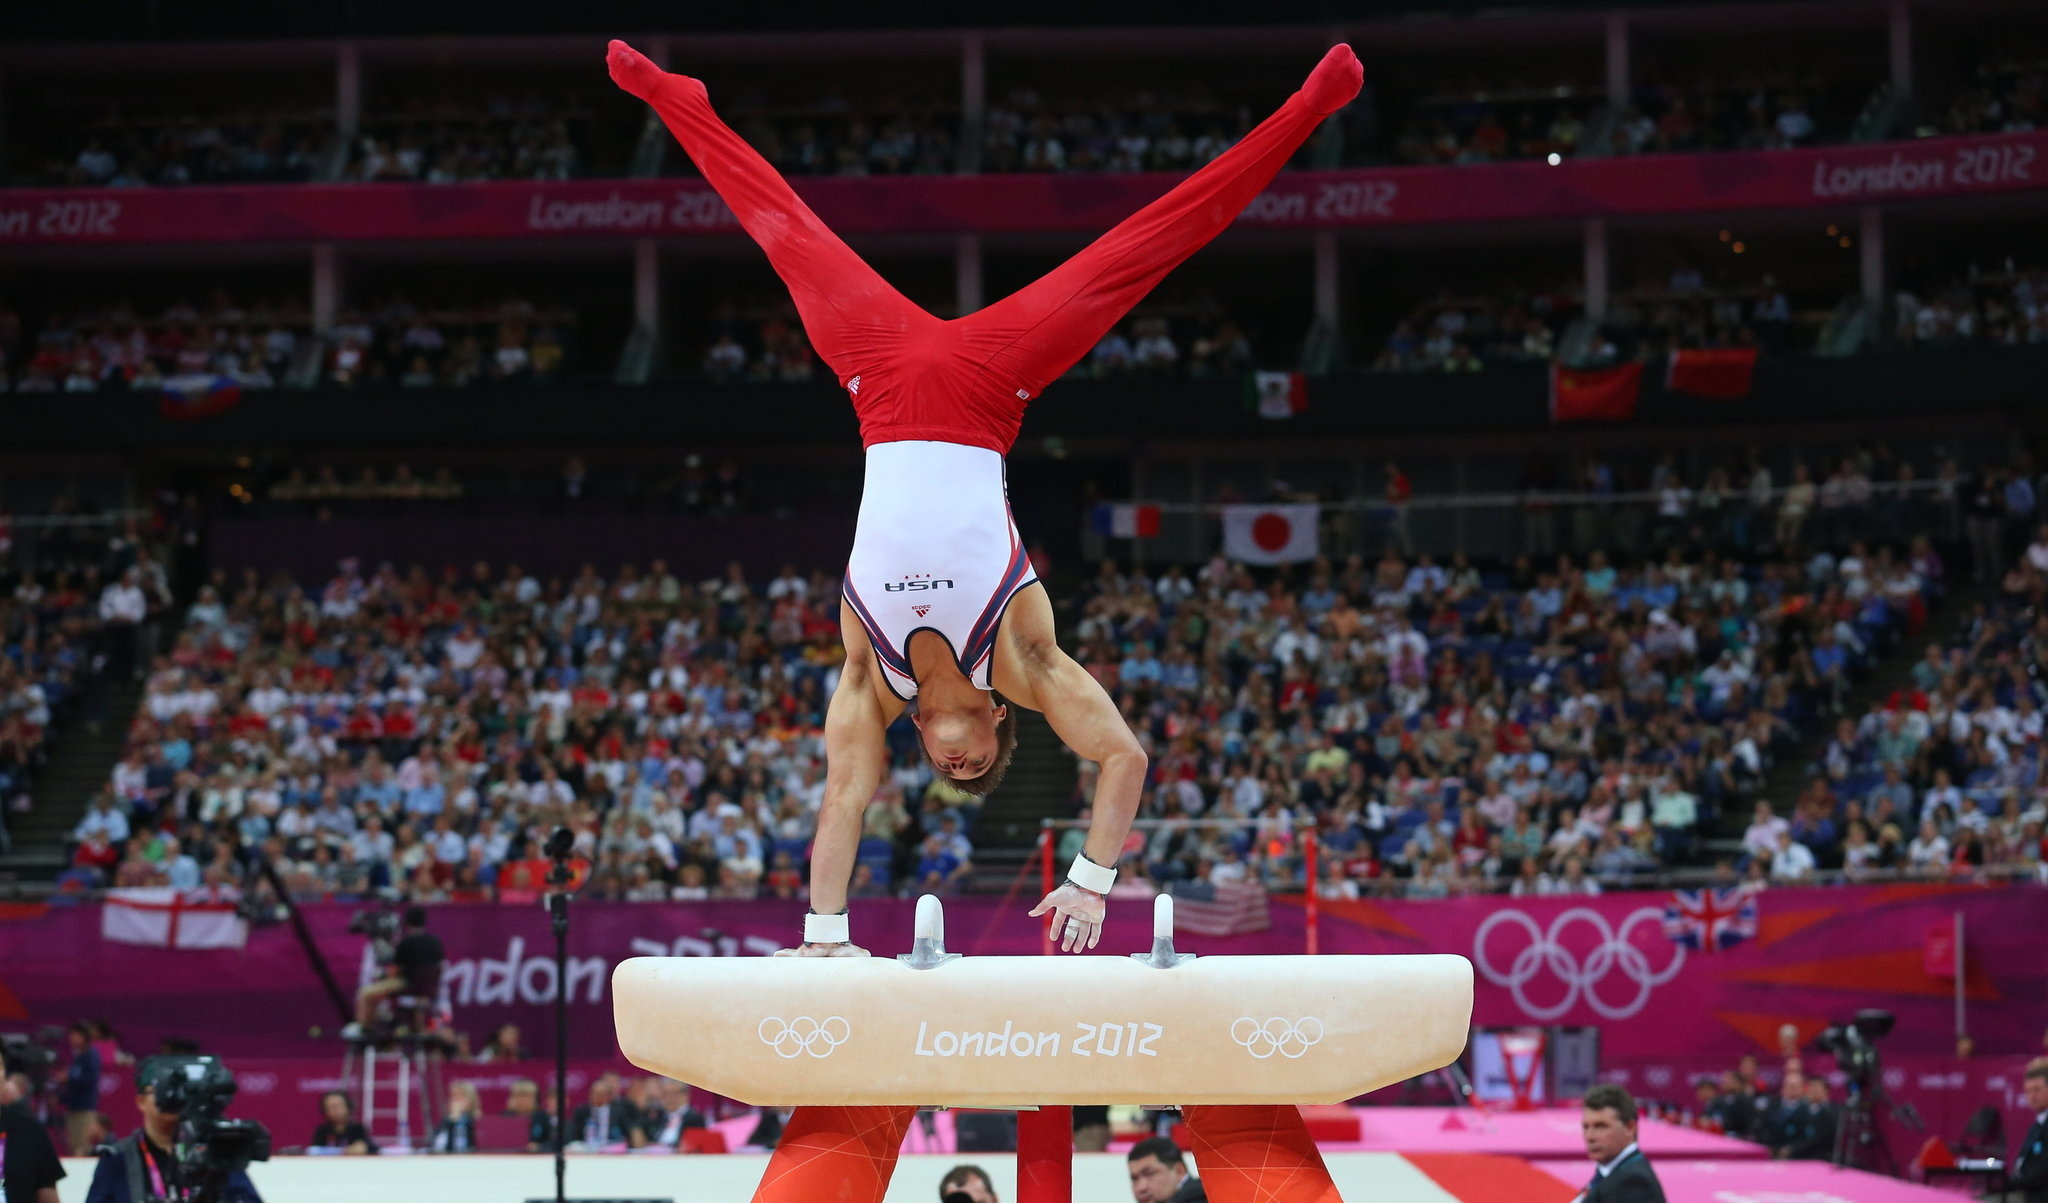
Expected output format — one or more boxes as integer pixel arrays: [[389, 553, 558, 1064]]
[[1066, 853, 1116, 895], [803, 911, 850, 944]]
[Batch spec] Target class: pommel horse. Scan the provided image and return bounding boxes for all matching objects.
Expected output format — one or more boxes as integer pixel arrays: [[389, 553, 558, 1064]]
[[614, 896, 1473, 1203]]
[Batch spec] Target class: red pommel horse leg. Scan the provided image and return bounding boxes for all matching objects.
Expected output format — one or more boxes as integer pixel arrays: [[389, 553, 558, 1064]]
[[1181, 1105, 1344, 1203], [754, 1104, 1341, 1203], [749, 1106, 919, 1203]]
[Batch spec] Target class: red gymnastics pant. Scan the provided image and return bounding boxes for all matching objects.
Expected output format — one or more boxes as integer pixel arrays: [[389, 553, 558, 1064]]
[[608, 40, 1362, 455]]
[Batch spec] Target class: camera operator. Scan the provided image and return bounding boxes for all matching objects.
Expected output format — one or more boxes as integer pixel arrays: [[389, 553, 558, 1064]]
[[1, 1052, 65, 1203], [343, 907, 443, 1040], [83, 1072, 261, 1203]]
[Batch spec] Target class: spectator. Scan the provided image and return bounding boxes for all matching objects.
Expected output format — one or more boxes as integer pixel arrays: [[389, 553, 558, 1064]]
[[59, 1022, 103, 1156], [309, 1091, 377, 1155], [429, 1081, 480, 1153], [570, 1076, 641, 1149]]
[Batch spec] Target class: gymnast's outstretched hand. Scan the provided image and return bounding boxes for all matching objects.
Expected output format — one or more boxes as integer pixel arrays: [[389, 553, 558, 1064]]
[[772, 942, 872, 959], [1029, 883, 1106, 953]]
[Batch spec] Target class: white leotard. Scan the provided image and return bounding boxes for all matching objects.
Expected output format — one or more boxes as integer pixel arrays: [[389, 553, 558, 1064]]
[[843, 441, 1039, 700]]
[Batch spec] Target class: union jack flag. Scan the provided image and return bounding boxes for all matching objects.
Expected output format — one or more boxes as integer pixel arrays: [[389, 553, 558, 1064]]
[[1662, 887, 1757, 952]]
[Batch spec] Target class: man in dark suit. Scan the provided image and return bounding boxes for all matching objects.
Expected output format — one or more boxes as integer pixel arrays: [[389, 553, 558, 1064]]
[[1127, 1136, 1204, 1203], [2011, 1062, 2048, 1203], [569, 1077, 642, 1148], [1759, 1068, 1806, 1155], [1784, 1079, 1839, 1162], [1710, 1071, 1757, 1139], [1579, 1083, 1667, 1202]]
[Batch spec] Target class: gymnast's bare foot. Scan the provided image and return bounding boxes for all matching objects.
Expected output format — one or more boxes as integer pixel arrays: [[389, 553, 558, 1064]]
[[1301, 44, 1364, 115], [772, 942, 872, 959]]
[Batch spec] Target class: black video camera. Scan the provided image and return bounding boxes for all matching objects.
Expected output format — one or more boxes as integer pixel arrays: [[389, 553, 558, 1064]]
[[139, 1055, 272, 1203], [0, 1030, 59, 1098], [1814, 1009, 1894, 1096]]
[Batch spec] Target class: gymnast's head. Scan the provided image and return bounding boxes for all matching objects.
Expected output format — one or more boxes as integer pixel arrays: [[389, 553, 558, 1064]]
[[913, 696, 1017, 795]]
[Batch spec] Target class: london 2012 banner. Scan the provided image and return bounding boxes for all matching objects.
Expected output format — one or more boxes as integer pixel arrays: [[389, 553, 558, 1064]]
[[0, 884, 2037, 1059]]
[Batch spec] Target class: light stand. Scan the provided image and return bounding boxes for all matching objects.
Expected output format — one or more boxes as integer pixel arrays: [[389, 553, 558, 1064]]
[[544, 827, 576, 1203]]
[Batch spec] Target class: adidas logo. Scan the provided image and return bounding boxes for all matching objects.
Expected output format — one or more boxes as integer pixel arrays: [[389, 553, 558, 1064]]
[[913, 605, 931, 618], [847, 375, 861, 396]]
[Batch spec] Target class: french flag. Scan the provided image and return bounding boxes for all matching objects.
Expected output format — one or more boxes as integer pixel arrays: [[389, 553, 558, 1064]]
[[1092, 502, 1161, 539]]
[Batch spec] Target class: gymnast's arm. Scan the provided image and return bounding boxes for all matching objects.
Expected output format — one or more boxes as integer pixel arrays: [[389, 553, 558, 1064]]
[[796, 607, 906, 942], [998, 588, 1147, 875]]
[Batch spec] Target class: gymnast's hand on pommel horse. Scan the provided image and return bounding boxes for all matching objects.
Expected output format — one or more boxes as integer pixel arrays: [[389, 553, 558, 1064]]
[[607, 37, 1362, 957]]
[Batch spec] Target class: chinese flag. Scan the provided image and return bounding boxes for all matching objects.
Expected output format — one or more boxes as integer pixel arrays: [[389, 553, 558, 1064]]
[[1549, 361, 1642, 423], [1666, 347, 1759, 399]]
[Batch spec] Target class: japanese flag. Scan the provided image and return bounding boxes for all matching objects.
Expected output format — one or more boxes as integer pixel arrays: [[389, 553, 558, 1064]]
[[1221, 504, 1319, 565]]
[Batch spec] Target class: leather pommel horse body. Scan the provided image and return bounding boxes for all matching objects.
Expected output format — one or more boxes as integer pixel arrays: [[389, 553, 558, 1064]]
[[612, 895, 1474, 1203]]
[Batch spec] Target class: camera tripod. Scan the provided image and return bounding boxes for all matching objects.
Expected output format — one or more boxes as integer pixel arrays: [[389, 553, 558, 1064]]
[[1832, 1084, 1922, 1176]]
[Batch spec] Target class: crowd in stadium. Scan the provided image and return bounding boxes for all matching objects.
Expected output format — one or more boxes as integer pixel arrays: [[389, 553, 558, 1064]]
[[0, 294, 310, 393], [30, 443, 2043, 906], [1387, 71, 1848, 166], [7, 45, 2018, 191], [348, 94, 589, 182], [0, 294, 574, 393], [56, 555, 977, 906], [322, 297, 574, 389], [1371, 287, 1577, 372], [1893, 268, 2048, 349], [1075, 542, 1908, 900], [699, 294, 1258, 383], [1933, 55, 2046, 137], [1, 580, 100, 846], [1808, 543, 2048, 879], [1372, 271, 1809, 373], [3, 533, 177, 855], [4, 250, 2039, 395], [39, 115, 334, 188]]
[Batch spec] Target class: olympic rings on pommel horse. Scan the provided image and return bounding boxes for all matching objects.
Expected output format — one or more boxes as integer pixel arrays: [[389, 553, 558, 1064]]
[[611, 895, 1473, 1203]]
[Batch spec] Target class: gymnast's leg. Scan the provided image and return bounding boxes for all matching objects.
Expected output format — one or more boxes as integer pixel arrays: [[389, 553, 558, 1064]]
[[955, 45, 1363, 396], [607, 40, 928, 379]]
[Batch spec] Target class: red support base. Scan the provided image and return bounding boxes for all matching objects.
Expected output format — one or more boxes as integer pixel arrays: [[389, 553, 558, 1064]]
[[1017, 1106, 1073, 1203]]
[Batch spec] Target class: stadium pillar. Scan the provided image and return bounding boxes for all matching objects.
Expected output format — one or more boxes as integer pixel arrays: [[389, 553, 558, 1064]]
[[1859, 209, 1885, 305], [957, 233, 983, 315], [337, 42, 361, 138], [1583, 219, 1609, 323], [1313, 232, 1339, 333], [1603, 14, 1630, 114], [634, 239, 661, 336], [1888, 1, 1913, 97], [312, 244, 340, 335], [960, 35, 986, 173]]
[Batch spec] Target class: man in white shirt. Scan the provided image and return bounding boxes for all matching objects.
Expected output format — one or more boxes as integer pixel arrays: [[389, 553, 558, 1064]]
[[98, 568, 148, 680], [74, 794, 131, 845], [1742, 802, 1790, 859], [1769, 831, 1817, 881]]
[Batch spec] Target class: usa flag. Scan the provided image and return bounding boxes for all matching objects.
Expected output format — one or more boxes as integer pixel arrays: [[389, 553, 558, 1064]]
[[1663, 888, 1757, 952]]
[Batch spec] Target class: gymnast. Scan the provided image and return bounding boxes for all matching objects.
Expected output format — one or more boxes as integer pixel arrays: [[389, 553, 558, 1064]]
[[607, 39, 1362, 956]]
